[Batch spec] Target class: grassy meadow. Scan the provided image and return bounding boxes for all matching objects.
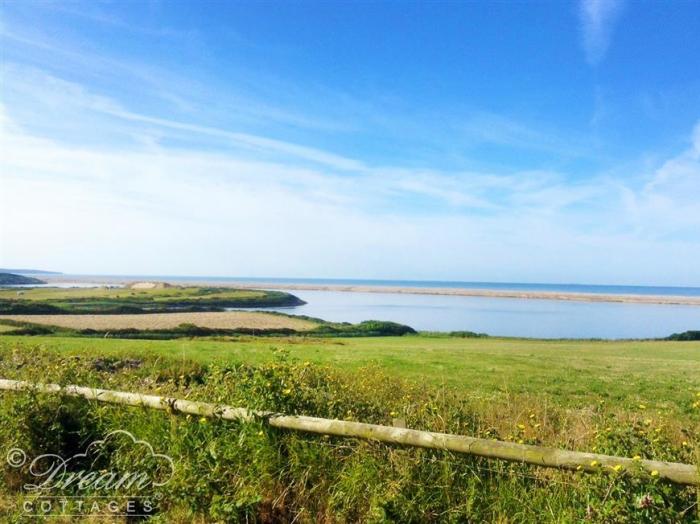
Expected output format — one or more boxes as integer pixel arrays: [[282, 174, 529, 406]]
[[1, 335, 698, 408], [1, 333, 699, 522], [0, 286, 305, 314]]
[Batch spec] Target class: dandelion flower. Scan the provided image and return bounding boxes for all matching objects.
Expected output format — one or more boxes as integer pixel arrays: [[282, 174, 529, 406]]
[[590, 460, 599, 467], [639, 404, 646, 410], [650, 470, 659, 477], [612, 464, 623, 472], [199, 417, 207, 424], [517, 424, 525, 430], [632, 455, 641, 461]]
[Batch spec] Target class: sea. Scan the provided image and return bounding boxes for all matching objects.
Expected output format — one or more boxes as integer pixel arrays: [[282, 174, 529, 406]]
[[17, 275, 699, 340]]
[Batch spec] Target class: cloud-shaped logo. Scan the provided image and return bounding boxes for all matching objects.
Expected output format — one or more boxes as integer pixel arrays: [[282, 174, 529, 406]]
[[17, 430, 175, 493]]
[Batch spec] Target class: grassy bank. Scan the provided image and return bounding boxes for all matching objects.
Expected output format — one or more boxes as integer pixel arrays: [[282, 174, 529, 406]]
[[0, 336, 698, 522], [0, 317, 416, 339], [0, 286, 305, 314]]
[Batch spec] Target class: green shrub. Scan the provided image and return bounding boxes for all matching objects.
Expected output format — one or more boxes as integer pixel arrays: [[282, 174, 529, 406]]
[[666, 330, 700, 341]]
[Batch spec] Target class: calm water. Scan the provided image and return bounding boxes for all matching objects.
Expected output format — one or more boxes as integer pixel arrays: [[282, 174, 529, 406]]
[[258, 289, 700, 339], [21, 274, 700, 338]]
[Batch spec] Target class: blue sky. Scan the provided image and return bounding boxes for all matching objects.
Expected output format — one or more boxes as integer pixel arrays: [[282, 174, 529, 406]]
[[1, 0, 699, 285]]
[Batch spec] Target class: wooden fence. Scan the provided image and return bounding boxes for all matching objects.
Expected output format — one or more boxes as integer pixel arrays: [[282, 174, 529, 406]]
[[0, 378, 697, 486]]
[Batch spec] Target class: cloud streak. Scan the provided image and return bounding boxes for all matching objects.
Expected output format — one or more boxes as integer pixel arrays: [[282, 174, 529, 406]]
[[2, 70, 699, 284], [579, 0, 625, 65]]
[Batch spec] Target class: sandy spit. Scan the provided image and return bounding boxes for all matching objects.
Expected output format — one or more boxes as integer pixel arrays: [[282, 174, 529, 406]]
[[39, 276, 700, 306], [233, 284, 700, 306]]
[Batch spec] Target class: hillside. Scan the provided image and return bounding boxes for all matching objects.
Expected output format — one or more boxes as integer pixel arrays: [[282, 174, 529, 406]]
[[0, 273, 46, 286]]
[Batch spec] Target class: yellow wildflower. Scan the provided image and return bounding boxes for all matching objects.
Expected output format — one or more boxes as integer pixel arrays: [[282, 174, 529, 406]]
[[650, 470, 659, 477], [590, 460, 599, 467]]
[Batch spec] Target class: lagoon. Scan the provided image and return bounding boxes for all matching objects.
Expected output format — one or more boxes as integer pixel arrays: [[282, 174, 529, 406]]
[[262, 289, 700, 339]]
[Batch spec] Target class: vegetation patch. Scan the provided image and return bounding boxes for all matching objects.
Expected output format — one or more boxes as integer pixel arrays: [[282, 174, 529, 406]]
[[0, 317, 415, 339], [666, 330, 700, 341], [0, 285, 305, 314], [0, 344, 697, 522]]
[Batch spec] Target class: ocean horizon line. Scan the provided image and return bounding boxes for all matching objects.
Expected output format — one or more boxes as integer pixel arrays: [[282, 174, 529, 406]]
[[41, 273, 700, 298]]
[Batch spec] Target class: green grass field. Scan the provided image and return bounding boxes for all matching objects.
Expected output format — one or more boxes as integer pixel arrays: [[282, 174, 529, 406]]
[[3, 335, 697, 410], [1, 334, 699, 522]]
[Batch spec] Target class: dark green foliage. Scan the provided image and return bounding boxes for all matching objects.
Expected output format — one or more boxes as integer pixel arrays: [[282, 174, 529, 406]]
[[310, 320, 417, 337], [0, 303, 65, 314], [666, 330, 700, 341], [448, 330, 489, 338]]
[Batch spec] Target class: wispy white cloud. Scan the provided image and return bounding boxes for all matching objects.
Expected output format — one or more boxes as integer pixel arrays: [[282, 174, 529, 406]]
[[458, 112, 594, 158], [2, 67, 699, 284], [579, 0, 625, 65]]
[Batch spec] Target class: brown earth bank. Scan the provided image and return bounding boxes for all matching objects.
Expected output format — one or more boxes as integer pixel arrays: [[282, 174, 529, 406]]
[[0, 311, 318, 331]]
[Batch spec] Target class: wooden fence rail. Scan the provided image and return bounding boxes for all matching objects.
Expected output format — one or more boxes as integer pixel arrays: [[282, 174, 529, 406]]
[[1, 378, 697, 486]]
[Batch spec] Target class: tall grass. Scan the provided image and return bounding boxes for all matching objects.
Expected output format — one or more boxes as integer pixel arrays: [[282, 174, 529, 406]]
[[0, 345, 698, 522]]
